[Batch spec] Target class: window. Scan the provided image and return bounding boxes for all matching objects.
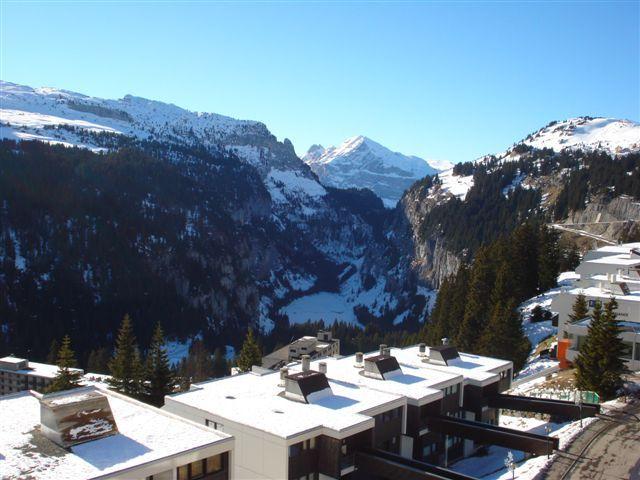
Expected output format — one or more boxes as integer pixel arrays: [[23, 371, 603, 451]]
[[622, 342, 633, 360], [177, 455, 224, 479], [205, 419, 224, 431], [206, 455, 223, 473]]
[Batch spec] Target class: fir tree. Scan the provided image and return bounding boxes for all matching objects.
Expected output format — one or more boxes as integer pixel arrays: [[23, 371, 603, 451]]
[[478, 298, 531, 372], [237, 329, 262, 372], [48, 335, 82, 393], [46, 338, 60, 365], [574, 300, 603, 392], [213, 347, 229, 378], [144, 322, 174, 407], [457, 247, 494, 351], [87, 347, 111, 374], [108, 314, 144, 398], [568, 293, 589, 324]]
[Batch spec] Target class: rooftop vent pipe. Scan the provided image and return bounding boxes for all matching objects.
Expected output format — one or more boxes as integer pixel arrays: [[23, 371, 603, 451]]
[[441, 337, 449, 346], [301, 355, 311, 372], [383, 347, 391, 357], [379, 344, 387, 356], [355, 352, 364, 368], [279, 367, 288, 386], [318, 362, 327, 374], [418, 343, 427, 357]]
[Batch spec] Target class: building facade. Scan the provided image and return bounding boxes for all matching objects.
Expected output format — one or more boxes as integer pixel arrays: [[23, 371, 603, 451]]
[[551, 243, 640, 370], [0, 356, 84, 396]]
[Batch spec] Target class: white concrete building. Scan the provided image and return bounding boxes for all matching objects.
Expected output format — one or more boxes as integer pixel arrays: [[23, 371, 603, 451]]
[[0, 385, 234, 480], [0, 356, 84, 396], [551, 243, 640, 370], [164, 344, 514, 479]]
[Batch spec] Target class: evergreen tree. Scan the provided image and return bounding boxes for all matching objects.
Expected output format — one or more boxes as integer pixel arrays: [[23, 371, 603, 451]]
[[108, 314, 144, 398], [568, 293, 589, 323], [457, 247, 494, 351], [237, 329, 262, 372], [177, 340, 214, 383], [86, 347, 111, 374], [46, 338, 60, 364], [575, 298, 628, 399], [478, 298, 531, 372], [213, 347, 229, 378], [537, 225, 560, 292], [47, 335, 82, 393], [144, 322, 174, 407]]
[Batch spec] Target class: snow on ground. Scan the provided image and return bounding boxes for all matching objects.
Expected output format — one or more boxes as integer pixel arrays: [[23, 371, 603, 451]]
[[165, 335, 201, 366], [515, 357, 559, 381], [524, 117, 640, 155], [451, 413, 596, 480], [280, 273, 398, 327], [436, 169, 474, 200]]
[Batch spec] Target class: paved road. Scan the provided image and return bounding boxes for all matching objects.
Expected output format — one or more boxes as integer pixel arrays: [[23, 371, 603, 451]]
[[543, 401, 640, 480]]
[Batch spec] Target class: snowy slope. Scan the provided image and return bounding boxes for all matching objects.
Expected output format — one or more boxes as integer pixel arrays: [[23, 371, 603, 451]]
[[524, 117, 640, 155], [422, 116, 639, 202], [0, 80, 311, 177], [303, 135, 451, 207]]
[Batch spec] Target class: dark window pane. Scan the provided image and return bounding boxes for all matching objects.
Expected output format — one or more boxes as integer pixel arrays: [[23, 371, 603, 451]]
[[206, 455, 222, 473]]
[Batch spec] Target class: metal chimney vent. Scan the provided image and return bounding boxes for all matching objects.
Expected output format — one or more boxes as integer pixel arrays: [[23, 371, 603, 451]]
[[318, 362, 327, 374], [279, 367, 288, 387], [38, 388, 118, 448], [441, 337, 449, 346], [418, 343, 427, 357], [379, 344, 388, 356], [301, 355, 311, 372], [354, 352, 364, 368]]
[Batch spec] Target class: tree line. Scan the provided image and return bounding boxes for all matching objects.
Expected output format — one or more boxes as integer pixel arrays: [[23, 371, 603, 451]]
[[418, 223, 579, 372]]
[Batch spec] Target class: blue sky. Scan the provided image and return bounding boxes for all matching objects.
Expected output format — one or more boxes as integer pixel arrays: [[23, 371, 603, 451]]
[[1, 1, 638, 163]]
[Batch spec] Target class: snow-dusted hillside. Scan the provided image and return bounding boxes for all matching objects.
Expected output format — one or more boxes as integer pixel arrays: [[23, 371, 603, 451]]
[[423, 116, 639, 202], [303, 135, 451, 207], [524, 117, 640, 155]]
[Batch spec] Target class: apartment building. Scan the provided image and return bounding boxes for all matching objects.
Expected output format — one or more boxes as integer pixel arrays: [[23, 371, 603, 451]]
[[0, 355, 84, 396], [0, 385, 234, 480], [551, 243, 640, 370], [165, 343, 517, 479], [262, 330, 340, 370]]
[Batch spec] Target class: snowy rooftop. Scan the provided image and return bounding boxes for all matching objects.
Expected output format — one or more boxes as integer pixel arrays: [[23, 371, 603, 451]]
[[166, 368, 403, 439], [586, 253, 640, 267], [287, 353, 454, 406], [0, 357, 82, 379], [0, 386, 232, 480], [565, 286, 640, 303], [392, 346, 512, 387]]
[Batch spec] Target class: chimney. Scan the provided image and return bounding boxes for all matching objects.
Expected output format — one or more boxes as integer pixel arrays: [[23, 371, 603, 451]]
[[318, 362, 327, 374], [441, 337, 449, 346], [418, 343, 427, 357], [379, 344, 387, 356], [279, 367, 288, 387], [354, 352, 364, 368], [301, 355, 311, 372], [383, 347, 391, 357], [38, 388, 118, 448]]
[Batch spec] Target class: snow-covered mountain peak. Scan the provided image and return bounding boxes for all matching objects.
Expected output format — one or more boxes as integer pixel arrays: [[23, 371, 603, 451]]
[[302, 135, 449, 207], [523, 116, 639, 154]]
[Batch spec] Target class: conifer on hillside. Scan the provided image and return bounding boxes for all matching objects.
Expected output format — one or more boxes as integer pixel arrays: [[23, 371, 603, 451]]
[[108, 314, 144, 398], [144, 322, 174, 407], [575, 298, 628, 399], [48, 335, 82, 393], [456, 247, 494, 351], [237, 329, 262, 373], [568, 293, 589, 324]]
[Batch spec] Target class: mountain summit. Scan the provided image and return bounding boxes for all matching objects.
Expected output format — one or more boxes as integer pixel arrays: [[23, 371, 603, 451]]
[[302, 135, 451, 207]]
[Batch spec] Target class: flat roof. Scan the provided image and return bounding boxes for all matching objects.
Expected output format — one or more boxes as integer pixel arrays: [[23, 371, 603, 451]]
[[391, 346, 511, 387], [0, 387, 231, 480], [288, 352, 457, 406], [586, 254, 640, 267], [0, 359, 83, 379], [167, 368, 401, 439], [565, 286, 640, 303]]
